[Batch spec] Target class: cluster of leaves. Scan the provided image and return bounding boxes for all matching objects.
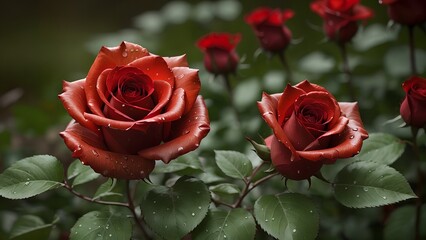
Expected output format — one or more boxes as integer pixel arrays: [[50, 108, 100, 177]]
[[0, 131, 421, 239]]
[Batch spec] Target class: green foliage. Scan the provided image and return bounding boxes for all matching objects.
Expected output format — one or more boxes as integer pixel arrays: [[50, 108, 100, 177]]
[[0, 155, 64, 199], [67, 160, 100, 187], [334, 161, 416, 208], [153, 154, 203, 175], [215, 150, 253, 179], [192, 208, 256, 240], [69, 210, 132, 240], [93, 178, 120, 200], [140, 176, 210, 240], [9, 215, 58, 240], [355, 133, 405, 165], [384, 204, 426, 240], [254, 193, 319, 240]]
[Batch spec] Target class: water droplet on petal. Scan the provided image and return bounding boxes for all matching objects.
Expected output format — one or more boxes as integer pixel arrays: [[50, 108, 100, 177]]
[[349, 135, 354, 139], [178, 147, 184, 152], [122, 51, 128, 57], [92, 150, 99, 157], [352, 128, 358, 131]]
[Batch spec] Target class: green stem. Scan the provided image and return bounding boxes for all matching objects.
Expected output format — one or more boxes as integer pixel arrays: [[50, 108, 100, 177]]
[[223, 74, 243, 130], [62, 166, 128, 208], [339, 43, 356, 102], [408, 26, 418, 75], [411, 127, 423, 240], [278, 52, 294, 85], [232, 162, 278, 208], [126, 181, 151, 240]]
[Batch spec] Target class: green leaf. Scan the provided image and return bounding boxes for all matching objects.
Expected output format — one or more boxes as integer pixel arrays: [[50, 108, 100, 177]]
[[209, 183, 241, 196], [68, 161, 100, 187], [215, 150, 253, 179], [0, 155, 64, 199], [93, 178, 120, 200], [69, 210, 132, 240], [9, 215, 58, 240], [254, 193, 319, 240], [192, 208, 256, 240], [355, 133, 405, 165], [153, 154, 203, 175], [140, 176, 210, 240], [334, 161, 416, 208], [384, 204, 426, 240]]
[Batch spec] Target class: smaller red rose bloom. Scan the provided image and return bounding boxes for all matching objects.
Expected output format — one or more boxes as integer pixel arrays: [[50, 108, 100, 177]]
[[245, 7, 294, 53], [197, 33, 241, 75], [311, 0, 373, 43], [258, 80, 368, 180], [400, 76, 426, 128], [380, 0, 426, 26]]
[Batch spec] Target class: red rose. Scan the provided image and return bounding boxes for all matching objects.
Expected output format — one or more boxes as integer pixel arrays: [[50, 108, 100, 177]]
[[59, 42, 210, 180], [400, 76, 426, 128], [245, 7, 294, 53], [380, 0, 426, 26], [311, 0, 373, 43], [258, 80, 368, 180], [196, 33, 241, 75]]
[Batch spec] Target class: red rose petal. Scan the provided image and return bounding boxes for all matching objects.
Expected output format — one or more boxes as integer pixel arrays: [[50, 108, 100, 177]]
[[258, 93, 297, 154], [128, 55, 175, 88], [60, 121, 155, 180], [59, 80, 99, 132], [277, 84, 305, 125], [137, 88, 186, 124], [352, 5, 374, 20], [85, 42, 150, 117], [172, 67, 201, 114], [270, 135, 323, 180], [138, 96, 210, 163], [163, 54, 189, 68], [297, 102, 368, 162]]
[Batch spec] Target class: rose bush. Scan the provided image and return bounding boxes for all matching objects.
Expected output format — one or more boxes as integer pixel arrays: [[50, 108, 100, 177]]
[[258, 80, 368, 180], [310, 0, 373, 43], [59, 41, 210, 180], [245, 7, 294, 53], [196, 33, 241, 75], [380, 0, 426, 26], [400, 76, 426, 128]]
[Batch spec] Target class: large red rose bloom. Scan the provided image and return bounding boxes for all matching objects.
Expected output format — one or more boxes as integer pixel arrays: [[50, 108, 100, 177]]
[[59, 42, 210, 180]]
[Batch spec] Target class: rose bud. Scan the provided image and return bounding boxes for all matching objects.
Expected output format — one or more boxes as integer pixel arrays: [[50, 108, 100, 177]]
[[380, 0, 426, 26], [258, 80, 368, 180], [400, 76, 426, 128], [196, 33, 241, 75], [245, 7, 294, 53], [311, 0, 373, 43], [59, 41, 210, 180]]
